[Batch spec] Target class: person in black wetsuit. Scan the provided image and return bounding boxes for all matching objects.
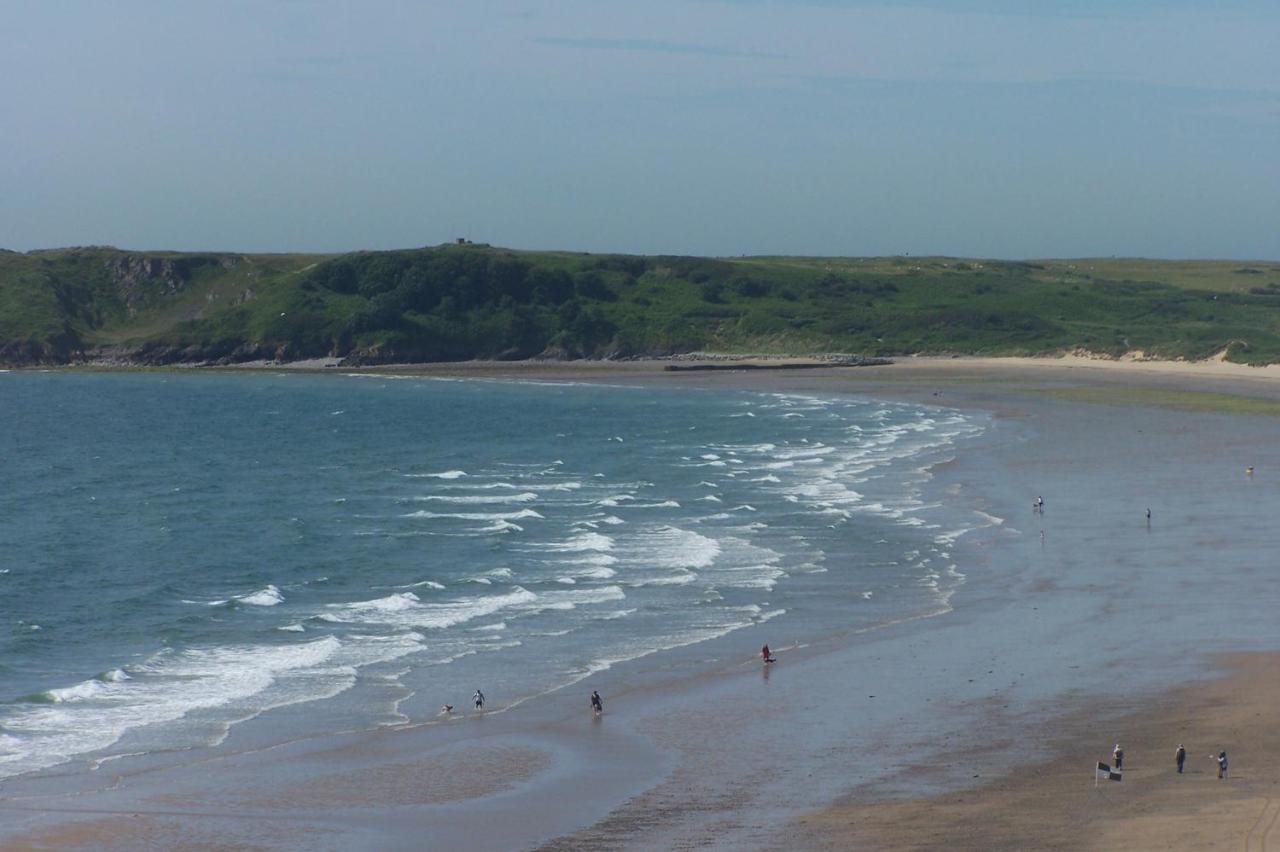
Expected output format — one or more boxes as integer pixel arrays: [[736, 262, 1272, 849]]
[[591, 690, 603, 714]]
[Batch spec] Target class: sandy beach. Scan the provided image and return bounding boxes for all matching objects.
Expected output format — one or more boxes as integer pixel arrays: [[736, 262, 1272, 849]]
[[4, 355, 1280, 851], [788, 651, 1280, 851]]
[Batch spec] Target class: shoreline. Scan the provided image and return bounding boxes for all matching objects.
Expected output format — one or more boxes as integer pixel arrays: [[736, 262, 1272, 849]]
[[3, 360, 1280, 849]]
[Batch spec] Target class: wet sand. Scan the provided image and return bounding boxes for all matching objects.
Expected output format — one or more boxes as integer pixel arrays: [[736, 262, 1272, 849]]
[[5, 355, 1280, 850], [789, 652, 1280, 851]]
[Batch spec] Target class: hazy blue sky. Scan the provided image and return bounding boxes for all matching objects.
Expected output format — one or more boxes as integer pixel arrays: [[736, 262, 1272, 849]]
[[2, 1, 1277, 258]]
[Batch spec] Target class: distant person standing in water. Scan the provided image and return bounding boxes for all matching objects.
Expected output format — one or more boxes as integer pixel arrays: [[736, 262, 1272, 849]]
[[1175, 744, 1186, 773], [1146, 508, 1152, 521], [591, 690, 603, 714], [761, 644, 775, 663], [473, 689, 485, 710]]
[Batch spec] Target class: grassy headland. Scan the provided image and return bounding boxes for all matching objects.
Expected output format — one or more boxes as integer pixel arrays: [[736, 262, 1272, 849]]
[[1, 244, 1279, 366]]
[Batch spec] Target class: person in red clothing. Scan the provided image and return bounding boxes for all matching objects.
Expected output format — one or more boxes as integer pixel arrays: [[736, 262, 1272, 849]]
[[761, 644, 775, 663]]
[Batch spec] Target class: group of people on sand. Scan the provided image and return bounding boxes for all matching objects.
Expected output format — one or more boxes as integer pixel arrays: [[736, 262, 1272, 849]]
[[441, 687, 605, 716], [1111, 743, 1227, 778], [437, 643, 779, 722]]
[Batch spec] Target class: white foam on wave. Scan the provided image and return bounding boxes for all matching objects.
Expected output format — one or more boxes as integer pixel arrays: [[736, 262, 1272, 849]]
[[578, 567, 618, 580], [445, 480, 581, 492], [559, 552, 618, 567], [479, 520, 524, 533], [402, 508, 544, 521], [619, 526, 721, 571], [0, 634, 386, 781], [629, 571, 697, 587], [406, 470, 468, 479], [323, 587, 539, 631], [236, 585, 284, 607], [532, 532, 614, 553], [536, 585, 627, 611], [414, 492, 538, 504], [593, 608, 636, 621]]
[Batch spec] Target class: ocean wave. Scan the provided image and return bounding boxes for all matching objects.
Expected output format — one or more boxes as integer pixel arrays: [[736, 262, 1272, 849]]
[[414, 492, 538, 504], [533, 532, 614, 553], [593, 608, 637, 621], [629, 571, 697, 587], [0, 636, 359, 779], [615, 526, 720, 571], [537, 585, 626, 611], [323, 587, 540, 630], [236, 585, 284, 607], [406, 470, 468, 479], [402, 508, 544, 521], [577, 566, 618, 580], [559, 553, 618, 567], [479, 520, 524, 533]]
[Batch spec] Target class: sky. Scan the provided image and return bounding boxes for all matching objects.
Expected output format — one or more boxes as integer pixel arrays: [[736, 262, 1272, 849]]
[[1, 0, 1277, 258]]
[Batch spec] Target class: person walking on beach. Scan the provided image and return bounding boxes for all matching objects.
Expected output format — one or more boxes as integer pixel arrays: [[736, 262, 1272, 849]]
[[590, 690, 603, 715], [761, 643, 775, 663], [1175, 744, 1186, 773], [1216, 750, 1228, 779], [473, 688, 485, 710], [1113, 744, 1124, 770]]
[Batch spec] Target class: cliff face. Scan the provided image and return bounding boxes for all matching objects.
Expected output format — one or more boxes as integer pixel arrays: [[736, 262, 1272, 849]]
[[0, 248, 289, 365], [102, 254, 238, 316]]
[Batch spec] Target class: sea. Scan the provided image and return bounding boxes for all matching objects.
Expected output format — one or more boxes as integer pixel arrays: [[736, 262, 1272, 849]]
[[0, 371, 993, 783]]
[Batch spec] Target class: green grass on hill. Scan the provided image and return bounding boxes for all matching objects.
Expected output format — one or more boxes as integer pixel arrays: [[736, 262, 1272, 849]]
[[1, 245, 1279, 365]]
